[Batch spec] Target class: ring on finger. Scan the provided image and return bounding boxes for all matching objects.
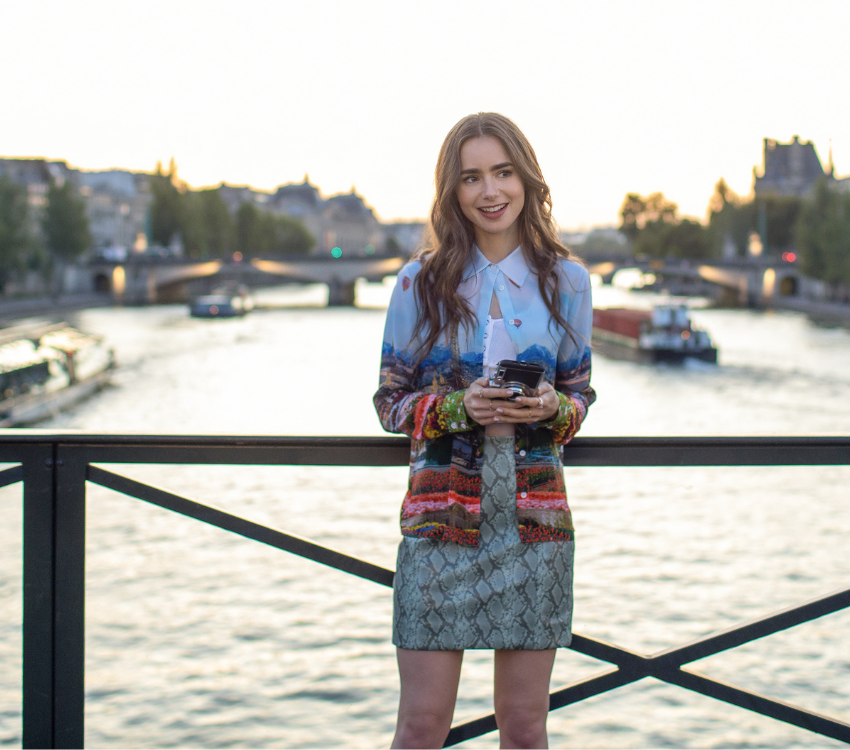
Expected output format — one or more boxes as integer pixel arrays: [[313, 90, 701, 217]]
[[537, 397, 543, 408]]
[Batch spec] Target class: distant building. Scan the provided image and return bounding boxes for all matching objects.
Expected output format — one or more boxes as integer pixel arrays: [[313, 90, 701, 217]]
[[0, 159, 152, 256], [77, 170, 152, 255], [322, 189, 382, 255], [383, 221, 426, 256], [754, 136, 830, 198], [1, 158, 418, 263], [267, 177, 388, 256], [0, 158, 75, 237], [215, 183, 272, 213]]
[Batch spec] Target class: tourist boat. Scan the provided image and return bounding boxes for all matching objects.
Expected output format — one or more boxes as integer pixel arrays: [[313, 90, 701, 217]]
[[0, 323, 116, 427], [592, 304, 718, 363], [189, 286, 254, 318]]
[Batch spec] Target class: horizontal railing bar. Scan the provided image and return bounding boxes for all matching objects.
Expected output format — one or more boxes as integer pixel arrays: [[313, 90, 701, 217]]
[[87, 465, 394, 588], [0, 434, 845, 467], [0, 464, 23, 488], [68, 443, 412, 467], [653, 586, 850, 667], [671, 668, 850, 743]]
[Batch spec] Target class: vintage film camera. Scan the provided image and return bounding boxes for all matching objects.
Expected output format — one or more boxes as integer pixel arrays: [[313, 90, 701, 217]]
[[488, 360, 545, 402]]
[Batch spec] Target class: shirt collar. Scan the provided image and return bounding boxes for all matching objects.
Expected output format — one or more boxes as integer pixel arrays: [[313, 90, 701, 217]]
[[462, 245, 531, 287]]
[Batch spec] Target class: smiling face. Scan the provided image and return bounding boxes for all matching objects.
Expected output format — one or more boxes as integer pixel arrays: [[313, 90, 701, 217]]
[[455, 135, 525, 259]]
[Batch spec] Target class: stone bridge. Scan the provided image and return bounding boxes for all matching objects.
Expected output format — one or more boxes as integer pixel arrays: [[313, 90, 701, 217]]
[[89, 254, 407, 306], [586, 258, 803, 307]]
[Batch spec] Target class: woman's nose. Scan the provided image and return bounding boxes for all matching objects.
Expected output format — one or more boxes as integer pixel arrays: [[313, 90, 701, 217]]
[[482, 177, 499, 199]]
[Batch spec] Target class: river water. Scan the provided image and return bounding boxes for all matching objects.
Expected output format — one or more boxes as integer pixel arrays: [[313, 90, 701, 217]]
[[1, 278, 849, 748]]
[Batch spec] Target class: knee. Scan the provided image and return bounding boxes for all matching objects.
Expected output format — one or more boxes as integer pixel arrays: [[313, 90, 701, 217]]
[[495, 704, 549, 749], [393, 710, 452, 749]]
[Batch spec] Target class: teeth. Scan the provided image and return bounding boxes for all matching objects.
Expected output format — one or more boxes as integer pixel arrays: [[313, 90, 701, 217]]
[[481, 204, 506, 213]]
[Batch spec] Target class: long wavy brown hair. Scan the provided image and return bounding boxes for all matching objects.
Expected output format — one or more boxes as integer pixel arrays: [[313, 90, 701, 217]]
[[412, 112, 579, 360]]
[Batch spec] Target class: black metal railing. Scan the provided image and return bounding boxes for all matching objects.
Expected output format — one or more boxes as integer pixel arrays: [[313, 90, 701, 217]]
[[1, 433, 849, 748]]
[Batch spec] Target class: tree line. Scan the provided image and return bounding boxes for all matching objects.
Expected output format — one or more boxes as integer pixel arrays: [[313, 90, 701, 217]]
[[0, 175, 90, 294], [618, 177, 850, 291], [0, 159, 316, 294], [149, 160, 315, 259]]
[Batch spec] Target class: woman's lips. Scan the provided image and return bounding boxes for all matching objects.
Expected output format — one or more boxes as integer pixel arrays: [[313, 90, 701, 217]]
[[478, 203, 507, 220]]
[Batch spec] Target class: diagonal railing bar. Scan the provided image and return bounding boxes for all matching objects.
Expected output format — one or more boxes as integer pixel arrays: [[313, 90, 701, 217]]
[[547, 665, 635, 710], [652, 585, 850, 668], [445, 590, 850, 748], [444, 713, 498, 747], [0, 464, 23, 488], [87, 465, 394, 588], [670, 667, 850, 742], [445, 668, 635, 746], [568, 632, 647, 669]]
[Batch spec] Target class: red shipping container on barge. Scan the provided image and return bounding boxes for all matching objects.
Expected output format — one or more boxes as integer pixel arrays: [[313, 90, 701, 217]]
[[592, 305, 717, 364]]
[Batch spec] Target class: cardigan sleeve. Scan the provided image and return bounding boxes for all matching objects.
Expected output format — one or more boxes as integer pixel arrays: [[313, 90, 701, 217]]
[[373, 264, 472, 440], [538, 263, 596, 445]]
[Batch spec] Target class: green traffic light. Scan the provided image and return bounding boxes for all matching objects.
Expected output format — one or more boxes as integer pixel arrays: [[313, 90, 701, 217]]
[[331, 247, 342, 258]]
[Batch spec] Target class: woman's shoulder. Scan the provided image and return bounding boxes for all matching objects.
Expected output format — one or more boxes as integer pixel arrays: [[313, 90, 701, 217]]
[[387, 260, 424, 314], [554, 256, 591, 293], [398, 259, 423, 280]]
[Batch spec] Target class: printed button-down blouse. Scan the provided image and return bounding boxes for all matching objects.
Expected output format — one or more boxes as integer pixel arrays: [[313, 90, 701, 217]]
[[374, 246, 595, 547]]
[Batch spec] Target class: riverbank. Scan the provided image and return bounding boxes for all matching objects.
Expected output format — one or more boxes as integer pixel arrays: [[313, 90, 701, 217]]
[[2, 287, 849, 331], [0, 292, 114, 326], [768, 295, 850, 327]]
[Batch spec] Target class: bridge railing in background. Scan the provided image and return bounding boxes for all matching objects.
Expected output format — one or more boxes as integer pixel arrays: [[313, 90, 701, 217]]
[[1, 433, 848, 748]]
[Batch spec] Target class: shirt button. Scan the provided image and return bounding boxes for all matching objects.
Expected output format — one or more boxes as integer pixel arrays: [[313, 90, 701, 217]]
[[519, 449, 526, 456], [460, 422, 467, 429], [520, 492, 528, 498], [489, 263, 497, 270], [499, 285, 505, 291], [451, 422, 458, 429]]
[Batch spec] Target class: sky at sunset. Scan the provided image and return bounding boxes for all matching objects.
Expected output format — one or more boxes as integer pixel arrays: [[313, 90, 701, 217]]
[[2, 0, 849, 229]]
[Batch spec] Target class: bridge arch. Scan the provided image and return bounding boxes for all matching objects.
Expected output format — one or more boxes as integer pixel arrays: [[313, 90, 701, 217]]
[[777, 272, 799, 297], [92, 272, 111, 293]]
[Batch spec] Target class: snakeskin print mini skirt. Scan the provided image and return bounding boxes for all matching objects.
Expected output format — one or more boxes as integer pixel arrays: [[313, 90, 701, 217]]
[[392, 435, 574, 650]]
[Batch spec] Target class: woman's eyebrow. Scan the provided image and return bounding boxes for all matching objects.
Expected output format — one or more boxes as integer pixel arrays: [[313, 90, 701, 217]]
[[460, 161, 513, 175]]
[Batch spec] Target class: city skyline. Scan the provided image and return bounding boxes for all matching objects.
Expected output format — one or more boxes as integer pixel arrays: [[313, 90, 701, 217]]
[[2, 0, 849, 229]]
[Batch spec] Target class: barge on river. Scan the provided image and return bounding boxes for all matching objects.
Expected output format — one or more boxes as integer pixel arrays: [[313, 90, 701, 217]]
[[592, 304, 717, 364], [0, 323, 115, 427]]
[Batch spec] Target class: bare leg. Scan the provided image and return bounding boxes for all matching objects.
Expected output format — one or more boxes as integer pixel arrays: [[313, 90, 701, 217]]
[[494, 649, 556, 749], [392, 648, 464, 749]]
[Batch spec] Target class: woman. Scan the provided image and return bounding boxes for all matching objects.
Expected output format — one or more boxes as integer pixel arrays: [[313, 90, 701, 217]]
[[374, 112, 595, 749]]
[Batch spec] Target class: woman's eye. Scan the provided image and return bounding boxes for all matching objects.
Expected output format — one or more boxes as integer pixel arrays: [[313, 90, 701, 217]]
[[499, 170, 513, 178]]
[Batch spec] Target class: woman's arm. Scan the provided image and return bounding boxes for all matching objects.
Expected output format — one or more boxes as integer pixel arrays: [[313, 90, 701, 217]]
[[373, 267, 472, 440], [537, 265, 597, 445]]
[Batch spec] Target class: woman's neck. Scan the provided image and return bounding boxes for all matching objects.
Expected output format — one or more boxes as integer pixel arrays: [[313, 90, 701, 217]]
[[474, 230, 520, 264]]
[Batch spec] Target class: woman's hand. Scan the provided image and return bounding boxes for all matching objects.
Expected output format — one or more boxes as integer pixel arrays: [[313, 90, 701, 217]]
[[500, 381, 559, 423], [463, 376, 514, 426], [464, 378, 560, 425]]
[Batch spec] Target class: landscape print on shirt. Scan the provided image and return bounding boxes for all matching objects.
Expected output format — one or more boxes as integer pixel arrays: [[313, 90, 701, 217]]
[[374, 258, 594, 546]]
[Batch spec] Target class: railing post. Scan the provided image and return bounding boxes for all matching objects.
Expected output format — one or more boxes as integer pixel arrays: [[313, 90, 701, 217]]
[[22, 443, 87, 749], [53, 446, 87, 748], [22, 444, 59, 749]]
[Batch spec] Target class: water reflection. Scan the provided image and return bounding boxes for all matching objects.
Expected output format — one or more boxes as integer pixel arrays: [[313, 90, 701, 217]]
[[0, 281, 847, 748]]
